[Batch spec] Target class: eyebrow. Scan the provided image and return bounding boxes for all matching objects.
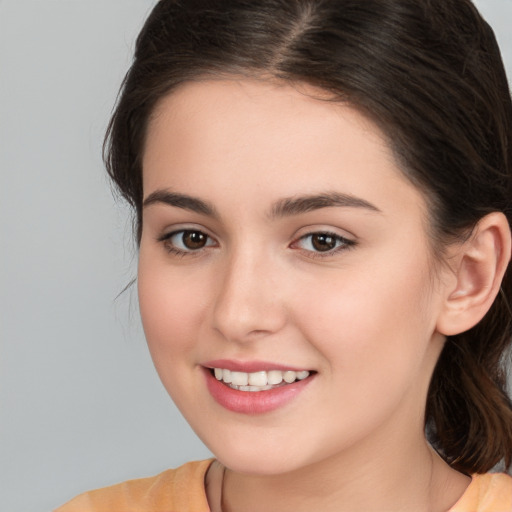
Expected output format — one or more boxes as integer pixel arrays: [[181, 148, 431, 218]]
[[142, 189, 380, 218], [143, 190, 218, 217], [270, 192, 381, 218]]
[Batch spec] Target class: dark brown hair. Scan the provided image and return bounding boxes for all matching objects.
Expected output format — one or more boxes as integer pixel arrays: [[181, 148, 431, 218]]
[[104, 0, 512, 474]]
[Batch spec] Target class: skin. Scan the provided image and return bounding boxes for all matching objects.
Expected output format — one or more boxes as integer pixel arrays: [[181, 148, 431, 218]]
[[138, 78, 472, 511]]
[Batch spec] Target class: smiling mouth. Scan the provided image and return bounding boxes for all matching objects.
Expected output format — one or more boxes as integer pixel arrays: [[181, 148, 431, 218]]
[[210, 368, 312, 392]]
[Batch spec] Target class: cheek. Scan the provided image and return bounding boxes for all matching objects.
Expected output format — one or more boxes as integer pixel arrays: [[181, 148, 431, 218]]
[[288, 259, 439, 448], [137, 254, 216, 418], [137, 254, 209, 363], [293, 251, 436, 380]]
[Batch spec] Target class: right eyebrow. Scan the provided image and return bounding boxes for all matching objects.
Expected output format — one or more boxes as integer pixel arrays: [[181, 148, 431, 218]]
[[142, 190, 218, 218], [270, 191, 381, 218]]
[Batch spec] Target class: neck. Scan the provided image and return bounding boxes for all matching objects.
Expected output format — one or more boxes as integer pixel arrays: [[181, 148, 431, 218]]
[[215, 432, 470, 512]]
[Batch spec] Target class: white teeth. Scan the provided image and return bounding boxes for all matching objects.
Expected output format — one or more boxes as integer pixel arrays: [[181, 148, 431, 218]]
[[267, 370, 283, 385], [248, 371, 267, 387], [283, 371, 297, 383], [231, 371, 249, 386], [212, 368, 311, 390]]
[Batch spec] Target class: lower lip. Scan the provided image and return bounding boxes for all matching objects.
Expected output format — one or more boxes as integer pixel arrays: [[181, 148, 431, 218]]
[[203, 368, 314, 414]]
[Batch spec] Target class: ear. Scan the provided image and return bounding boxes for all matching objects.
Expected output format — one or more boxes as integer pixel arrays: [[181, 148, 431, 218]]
[[436, 212, 511, 337]]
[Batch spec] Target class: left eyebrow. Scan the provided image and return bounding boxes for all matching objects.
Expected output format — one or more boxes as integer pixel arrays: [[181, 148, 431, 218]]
[[142, 190, 218, 218], [270, 192, 381, 218]]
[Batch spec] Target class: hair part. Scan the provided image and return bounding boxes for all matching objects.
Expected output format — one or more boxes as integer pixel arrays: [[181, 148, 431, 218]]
[[104, 0, 512, 473]]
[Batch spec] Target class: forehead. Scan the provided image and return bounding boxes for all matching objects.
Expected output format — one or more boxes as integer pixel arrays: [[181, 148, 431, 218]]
[[144, 78, 387, 168], [142, 78, 427, 220]]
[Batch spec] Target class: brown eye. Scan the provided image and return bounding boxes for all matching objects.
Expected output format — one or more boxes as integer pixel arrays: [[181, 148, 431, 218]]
[[163, 229, 215, 254], [182, 230, 208, 249], [311, 233, 338, 252], [294, 231, 354, 256]]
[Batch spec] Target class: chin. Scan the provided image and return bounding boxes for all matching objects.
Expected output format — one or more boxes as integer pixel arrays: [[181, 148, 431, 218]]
[[197, 424, 324, 476], [216, 450, 304, 476]]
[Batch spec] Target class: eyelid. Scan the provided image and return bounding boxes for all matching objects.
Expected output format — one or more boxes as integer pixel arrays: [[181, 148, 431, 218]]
[[290, 229, 357, 257], [292, 222, 356, 240], [157, 226, 218, 256], [155, 224, 356, 258], [157, 223, 216, 241]]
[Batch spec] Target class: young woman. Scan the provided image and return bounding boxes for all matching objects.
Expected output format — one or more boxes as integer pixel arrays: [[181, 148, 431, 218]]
[[56, 0, 512, 510]]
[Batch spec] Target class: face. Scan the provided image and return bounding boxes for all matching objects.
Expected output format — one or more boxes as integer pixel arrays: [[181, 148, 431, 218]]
[[139, 78, 450, 476]]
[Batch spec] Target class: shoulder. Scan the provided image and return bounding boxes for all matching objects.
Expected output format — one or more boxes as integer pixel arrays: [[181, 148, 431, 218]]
[[449, 473, 512, 512], [54, 459, 214, 512]]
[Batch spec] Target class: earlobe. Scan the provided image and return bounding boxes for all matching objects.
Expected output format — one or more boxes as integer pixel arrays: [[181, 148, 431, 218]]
[[436, 212, 511, 336]]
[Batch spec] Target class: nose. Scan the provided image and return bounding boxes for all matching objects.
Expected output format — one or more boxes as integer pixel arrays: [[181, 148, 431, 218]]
[[211, 248, 287, 343]]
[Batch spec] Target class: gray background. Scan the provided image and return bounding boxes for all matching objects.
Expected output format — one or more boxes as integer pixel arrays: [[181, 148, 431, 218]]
[[0, 1, 510, 511]]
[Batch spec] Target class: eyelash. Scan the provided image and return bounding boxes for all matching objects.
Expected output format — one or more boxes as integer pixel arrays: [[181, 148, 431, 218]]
[[157, 229, 356, 258], [158, 229, 217, 257], [293, 232, 356, 259]]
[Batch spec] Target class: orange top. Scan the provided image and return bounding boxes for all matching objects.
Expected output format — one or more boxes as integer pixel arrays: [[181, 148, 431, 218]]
[[55, 460, 512, 512], [54, 460, 213, 512], [449, 473, 512, 512]]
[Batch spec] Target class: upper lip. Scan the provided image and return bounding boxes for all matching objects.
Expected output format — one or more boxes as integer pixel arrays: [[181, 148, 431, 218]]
[[202, 359, 311, 373]]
